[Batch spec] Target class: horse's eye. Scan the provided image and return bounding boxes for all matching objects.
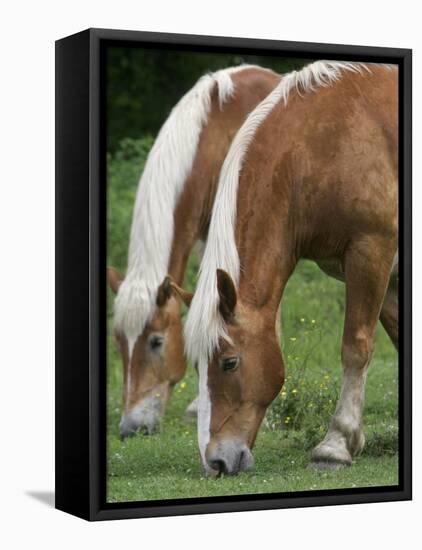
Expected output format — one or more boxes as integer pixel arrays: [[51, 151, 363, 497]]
[[149, 334, 164, 351], [220, 356, 239, 372]]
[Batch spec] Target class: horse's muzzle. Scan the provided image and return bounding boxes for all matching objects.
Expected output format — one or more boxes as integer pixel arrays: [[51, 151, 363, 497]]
[[206, 439, 254, 476], [119, 415, 159, 439], [119, 395, 163, 439]]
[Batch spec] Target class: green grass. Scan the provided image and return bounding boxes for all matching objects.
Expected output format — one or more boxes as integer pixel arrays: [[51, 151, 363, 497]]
[[106, 139, 398, 503]]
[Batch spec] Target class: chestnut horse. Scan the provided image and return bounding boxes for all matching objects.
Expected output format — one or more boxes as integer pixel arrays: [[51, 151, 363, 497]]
[[177, 61, 398, 474], [108, 65, 281, 438]]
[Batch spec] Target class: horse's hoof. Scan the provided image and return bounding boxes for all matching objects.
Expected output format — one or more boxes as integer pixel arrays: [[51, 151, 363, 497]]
[[310, 441, 353, 469], [309, 459, 350, 471]]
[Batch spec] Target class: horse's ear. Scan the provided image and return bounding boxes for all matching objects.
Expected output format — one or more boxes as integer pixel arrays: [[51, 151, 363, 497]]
[[158, 276, 193, 307], [216, 269, 237, 321], [107, 267, 123, 294], [156, 276, 173, 307]]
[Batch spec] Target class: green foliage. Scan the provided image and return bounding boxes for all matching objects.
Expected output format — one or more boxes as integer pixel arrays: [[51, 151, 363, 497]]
[[107, 136, 154, 273], [266, 321, 339, 449]]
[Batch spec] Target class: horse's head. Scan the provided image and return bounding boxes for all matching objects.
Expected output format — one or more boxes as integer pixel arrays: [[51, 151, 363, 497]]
[[177, 269, 284, 476], [108, 268, 187, 438]]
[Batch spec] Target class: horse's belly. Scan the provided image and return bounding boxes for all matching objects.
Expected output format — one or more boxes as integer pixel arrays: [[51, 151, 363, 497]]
[[316, 252, 398, 285], [316, 259, 345, 282]]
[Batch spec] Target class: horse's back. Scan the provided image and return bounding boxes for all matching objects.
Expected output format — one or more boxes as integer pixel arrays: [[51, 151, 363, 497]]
[[230, 67, 282, 111], [239, 64, 398, 262]]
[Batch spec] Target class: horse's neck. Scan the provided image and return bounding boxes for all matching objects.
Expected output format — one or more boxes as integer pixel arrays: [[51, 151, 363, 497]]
[[236, 169, 296, 317], [166, 134, 221, 285], [238, 256, 295, 324], [168, 71, 281, 286]]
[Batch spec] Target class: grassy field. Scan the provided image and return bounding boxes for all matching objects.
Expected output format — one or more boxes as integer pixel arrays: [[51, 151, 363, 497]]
[[106, 140, 398, 503]]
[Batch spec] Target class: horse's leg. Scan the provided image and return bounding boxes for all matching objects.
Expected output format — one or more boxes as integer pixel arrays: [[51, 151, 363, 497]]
[[317, 259, 399, 350], [311, 237, 396, 468], [380, 282, 398, 350], [185, 362, 199, 420], [185, 396, 198, 420]]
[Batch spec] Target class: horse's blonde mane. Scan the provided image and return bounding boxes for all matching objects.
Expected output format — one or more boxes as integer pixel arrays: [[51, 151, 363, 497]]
[[113, 64, 266, 340], [184, 60, 372, 365]]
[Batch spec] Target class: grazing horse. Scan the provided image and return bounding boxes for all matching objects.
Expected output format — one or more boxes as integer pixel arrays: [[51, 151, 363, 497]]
[[108, 65, 281, 438], [177, 61, 398, 475]]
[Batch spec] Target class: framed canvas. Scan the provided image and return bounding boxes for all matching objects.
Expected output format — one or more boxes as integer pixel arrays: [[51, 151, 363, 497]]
[[55, 28, 412, 521]]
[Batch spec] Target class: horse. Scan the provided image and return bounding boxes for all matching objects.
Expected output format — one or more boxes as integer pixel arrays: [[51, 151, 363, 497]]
[[172, 61, 398, 475], [107, 65, 281, 438]]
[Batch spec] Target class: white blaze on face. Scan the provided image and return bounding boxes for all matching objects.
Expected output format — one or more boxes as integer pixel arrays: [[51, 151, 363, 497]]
[[197, 358, 212, 471]]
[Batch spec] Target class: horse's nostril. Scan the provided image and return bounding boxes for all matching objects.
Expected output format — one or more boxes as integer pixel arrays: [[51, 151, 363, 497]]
[[238, 450, 245, 469], [209, 459, 227, 475]]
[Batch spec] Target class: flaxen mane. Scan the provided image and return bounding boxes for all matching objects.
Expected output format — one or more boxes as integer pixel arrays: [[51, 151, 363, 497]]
[[113, 65, 262, 341]]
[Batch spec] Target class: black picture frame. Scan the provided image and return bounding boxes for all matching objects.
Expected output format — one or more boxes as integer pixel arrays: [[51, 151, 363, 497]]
[[55, 28, 412, 521]]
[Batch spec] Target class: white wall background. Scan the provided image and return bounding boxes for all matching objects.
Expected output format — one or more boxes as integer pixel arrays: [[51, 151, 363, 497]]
[[0, 1, 419, 547]]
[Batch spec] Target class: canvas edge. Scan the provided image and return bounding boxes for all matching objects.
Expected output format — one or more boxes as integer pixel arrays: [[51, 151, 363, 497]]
[[55, 28, 412, 521]]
